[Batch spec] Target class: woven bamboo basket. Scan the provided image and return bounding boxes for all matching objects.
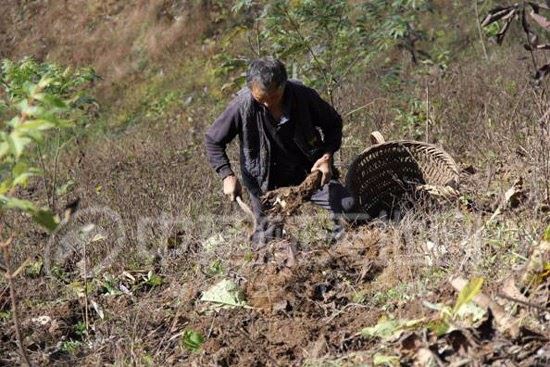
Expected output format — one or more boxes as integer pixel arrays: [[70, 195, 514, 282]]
[[345, 133, 459, 217]]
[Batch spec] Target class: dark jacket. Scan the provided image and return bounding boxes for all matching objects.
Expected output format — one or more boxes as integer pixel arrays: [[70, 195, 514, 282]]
[[204, 80, 342, 196]]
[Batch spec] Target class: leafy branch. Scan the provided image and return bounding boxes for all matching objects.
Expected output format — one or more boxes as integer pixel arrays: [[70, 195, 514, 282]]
[[0, 58, 94, 364], [481, 1, 550, 82]]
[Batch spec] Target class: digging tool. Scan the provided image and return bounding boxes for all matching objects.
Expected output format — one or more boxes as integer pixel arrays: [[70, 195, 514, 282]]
[[235, 195, 257, 231]]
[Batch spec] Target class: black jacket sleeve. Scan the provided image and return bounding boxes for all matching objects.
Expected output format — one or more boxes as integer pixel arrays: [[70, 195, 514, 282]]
[[308, 89, 343, 154], [204, 98, 241, 179]]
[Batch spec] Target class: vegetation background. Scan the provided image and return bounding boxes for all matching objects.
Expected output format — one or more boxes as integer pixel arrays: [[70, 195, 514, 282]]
[[0, 0, 548, 365]]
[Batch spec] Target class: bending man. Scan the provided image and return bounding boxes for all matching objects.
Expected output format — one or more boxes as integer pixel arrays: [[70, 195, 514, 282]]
[[205, 57, 354, 246]]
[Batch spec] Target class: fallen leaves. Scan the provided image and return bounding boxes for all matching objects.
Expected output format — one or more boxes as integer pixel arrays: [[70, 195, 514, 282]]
[[359, 275, 548, 365], [200, 279, 249, 309], [521, 225, 550, 288]]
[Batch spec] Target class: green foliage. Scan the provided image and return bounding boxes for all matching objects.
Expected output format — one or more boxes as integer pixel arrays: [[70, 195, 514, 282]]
[[221, 0, 434, 101], [0, 58, 94, 230], [226, 0, 368, 98], [24, 258, 43, 278], [60, 339, 82, 354], [361, 317, 426, 341], [452, 277, 483, 315], [144, 270, 164, 287], [0, 310, 11, 322], [145, 91, 180, 119], [360, 0, 432, 51], [370, 283, 413, 311], [99, 274, 123, 296], [362, 277, 486, 340], [207, 259, 224, 276], [74, 321, 88, 337], [373, 353, 400, 366], [392, 97, 427, 139], [181, 329, 205, 352], [0, 57, 97, 107]]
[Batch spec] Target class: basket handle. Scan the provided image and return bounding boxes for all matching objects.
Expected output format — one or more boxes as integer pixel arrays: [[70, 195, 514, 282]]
[[370, 131, 385, 145]]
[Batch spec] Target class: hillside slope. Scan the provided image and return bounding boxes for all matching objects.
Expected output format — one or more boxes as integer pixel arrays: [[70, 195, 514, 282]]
[[0, 1, 548, 366]]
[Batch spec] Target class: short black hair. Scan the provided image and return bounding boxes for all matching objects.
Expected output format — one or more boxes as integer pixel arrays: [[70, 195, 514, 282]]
[[246, 57, 287, 91]]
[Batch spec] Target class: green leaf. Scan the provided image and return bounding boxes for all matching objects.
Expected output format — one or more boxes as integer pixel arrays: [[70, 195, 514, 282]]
[[361, 317, 426, 341], [7, 116, 21, 128], [454, 301, 487, 323], [373, 353, 400, 366], [544, 225, 550, 242], [12, 161, 28, 177], [32, 209, 59, 231], [16, 119, 56, 132], [39, 94, 67, 109], [0, 179, 11, 195], [200, 279, 248, 308], [55, 179, 75, 196], [452, 277, 484, 315], [181, 329, 204, 352], [0, 195, 36, 211], [0, 141, 9, 159], [426, 319, 451, 336], [25, 258, 43, 278], [361, 319, 401, 340], [207, 259, 224, 276], [37, 76, 53, 91], [0, 195, 59, 231], [7, 132, 31, 158], [145, 271, 164, 287], [17, 99, 43, 117], [11, 162, 39, 187], [0, 310, 12, 322], [12, 171, 34, 187], [22, 81, 37, 98]]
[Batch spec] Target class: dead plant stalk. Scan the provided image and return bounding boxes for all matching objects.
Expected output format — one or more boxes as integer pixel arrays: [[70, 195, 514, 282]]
[[0, 228, 32, 367]]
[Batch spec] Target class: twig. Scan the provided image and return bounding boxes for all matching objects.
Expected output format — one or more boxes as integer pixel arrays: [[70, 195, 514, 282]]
[[36, 145, 51, 208], [450, 277, 520, 337], [343, 98, 387, 118], [281, 7, 333, 103], [83, 239, 89, 333], [1, 233, 32, 367], [51, 129, 61, 213], [458, 179, 522, 271], [496, 293, 547, 311], [474, 0, 489, 61], [323, 303, 369, 325], [425, 82, 430, 143], [521, 4, 538, 73]]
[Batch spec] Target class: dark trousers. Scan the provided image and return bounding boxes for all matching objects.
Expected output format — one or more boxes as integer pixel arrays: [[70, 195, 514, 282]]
[[248, 179, 355, 245]]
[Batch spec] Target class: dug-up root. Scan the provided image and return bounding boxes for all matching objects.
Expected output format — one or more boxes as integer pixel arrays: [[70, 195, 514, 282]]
[[261, 170, 323, 217]]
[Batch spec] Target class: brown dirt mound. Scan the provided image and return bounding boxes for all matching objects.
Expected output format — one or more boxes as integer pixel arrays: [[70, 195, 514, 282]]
[[185, 232, 385, 366]]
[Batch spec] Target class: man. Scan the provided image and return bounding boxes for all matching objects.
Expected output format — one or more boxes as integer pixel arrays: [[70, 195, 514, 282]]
[[205, 57, 354, 246]]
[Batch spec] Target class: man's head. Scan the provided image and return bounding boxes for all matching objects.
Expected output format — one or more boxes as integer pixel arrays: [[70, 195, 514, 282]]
[[246, 57, 287, 109]]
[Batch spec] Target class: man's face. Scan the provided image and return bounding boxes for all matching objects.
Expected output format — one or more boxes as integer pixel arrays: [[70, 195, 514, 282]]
[[250, 83, 284, 109]]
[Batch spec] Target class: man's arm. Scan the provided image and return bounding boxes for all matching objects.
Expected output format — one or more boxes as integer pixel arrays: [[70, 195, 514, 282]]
[[309, 89, 343, 155], [204, 100, 241, 179]]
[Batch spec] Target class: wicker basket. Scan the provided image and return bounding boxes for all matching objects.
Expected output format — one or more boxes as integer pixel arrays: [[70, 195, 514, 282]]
[[345, 133, 459, 217]]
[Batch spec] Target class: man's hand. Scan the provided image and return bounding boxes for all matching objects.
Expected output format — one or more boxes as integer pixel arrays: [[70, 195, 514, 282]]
[[311, 153, 333, 186], [223, 175, 242, 202]]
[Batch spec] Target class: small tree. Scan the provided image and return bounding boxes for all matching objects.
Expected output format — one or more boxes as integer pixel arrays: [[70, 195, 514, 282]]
[[0, 58, 96, 365], [224, 0, 432, 106]]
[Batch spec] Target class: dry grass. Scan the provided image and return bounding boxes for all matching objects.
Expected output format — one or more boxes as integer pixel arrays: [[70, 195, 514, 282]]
[[0, 1, 548, 366]]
